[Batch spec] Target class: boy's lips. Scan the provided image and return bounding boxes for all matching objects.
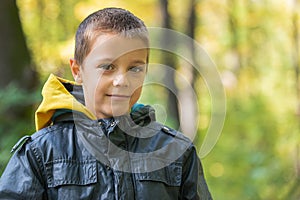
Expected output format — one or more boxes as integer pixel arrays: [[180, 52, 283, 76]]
[[106, 94, 131, 100]]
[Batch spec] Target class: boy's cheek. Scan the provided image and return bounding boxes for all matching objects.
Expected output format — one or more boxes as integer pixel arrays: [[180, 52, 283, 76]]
[[130, 88, 143, 105]]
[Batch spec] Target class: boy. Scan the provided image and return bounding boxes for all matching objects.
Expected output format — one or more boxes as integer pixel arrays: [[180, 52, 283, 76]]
[[0, 8, 212, 199]]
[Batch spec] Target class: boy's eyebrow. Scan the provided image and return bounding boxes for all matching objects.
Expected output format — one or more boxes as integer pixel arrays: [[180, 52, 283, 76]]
[[93, 58, 146, 65], [130, 59, 147, 65], [93, 57, 114, 63]]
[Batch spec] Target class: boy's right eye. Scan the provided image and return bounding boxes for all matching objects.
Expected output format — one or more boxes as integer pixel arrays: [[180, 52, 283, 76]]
[[98, 64, 115, 71]]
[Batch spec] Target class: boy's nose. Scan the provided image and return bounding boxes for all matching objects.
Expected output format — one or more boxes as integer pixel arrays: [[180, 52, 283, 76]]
[[112, 73, 129, 87]]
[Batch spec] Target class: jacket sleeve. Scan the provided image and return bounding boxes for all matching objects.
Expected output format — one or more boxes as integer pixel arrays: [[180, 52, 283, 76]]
[[180, 145, 213, 200], [0, 140, 46, 199]]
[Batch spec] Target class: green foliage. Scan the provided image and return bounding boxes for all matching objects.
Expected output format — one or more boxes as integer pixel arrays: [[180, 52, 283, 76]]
[[202, 92, 293, 199], [0, 83, 39, 115], [0, 83, 40, 175]]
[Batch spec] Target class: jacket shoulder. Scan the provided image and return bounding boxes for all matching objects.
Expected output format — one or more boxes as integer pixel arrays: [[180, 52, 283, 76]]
[[11, 122, 74, 153], [150, 121, 193, 144]]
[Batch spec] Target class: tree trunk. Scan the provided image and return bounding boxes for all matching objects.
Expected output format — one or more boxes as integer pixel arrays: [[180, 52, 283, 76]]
[[0, 0, 38, 90], [159, 0, 180, 129], [227, 0, 243, 72], [178, 0, 198, 139], [286, 0, 300, 198], [0, 0, 38, 122]]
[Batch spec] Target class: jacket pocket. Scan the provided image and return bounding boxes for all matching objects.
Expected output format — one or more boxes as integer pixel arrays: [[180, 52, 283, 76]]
[[135, 162, 182, 186], [133, 159, 182, 199], [45, 159, 97, 188]]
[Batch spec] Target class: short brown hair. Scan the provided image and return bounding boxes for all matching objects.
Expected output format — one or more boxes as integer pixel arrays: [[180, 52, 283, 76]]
[[74, 7, 149, 66]]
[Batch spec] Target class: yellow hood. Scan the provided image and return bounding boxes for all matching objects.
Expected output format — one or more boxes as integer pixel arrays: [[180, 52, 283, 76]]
[[35, 74, 96, 131]]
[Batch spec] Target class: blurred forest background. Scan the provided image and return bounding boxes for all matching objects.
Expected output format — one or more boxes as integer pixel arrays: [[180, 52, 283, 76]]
[[0, 0, 300, 199]]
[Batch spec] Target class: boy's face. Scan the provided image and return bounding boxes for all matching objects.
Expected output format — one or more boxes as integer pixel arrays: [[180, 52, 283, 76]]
[[70, 34, 148, 119]]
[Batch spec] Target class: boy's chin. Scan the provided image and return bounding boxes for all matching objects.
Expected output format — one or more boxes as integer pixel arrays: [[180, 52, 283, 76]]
[[110, 111, 129, 117], [96, 107, 130, 118]]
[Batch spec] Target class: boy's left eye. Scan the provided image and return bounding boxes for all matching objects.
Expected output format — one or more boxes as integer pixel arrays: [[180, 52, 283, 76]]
[[129, 66, 144, 73]]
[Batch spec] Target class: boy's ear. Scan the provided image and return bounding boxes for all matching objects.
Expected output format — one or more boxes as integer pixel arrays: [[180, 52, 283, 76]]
[[69, 58, 82, 83]]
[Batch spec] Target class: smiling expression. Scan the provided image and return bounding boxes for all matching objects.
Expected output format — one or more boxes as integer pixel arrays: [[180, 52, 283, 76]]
[[70, 34, 148, 119]]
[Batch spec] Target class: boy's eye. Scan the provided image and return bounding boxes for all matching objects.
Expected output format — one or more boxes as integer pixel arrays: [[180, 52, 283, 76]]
[[129, 66, 144, 73], [98, 64, 115, 71]]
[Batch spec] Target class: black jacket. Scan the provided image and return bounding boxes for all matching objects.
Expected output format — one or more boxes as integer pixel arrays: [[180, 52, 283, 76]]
[[0, 75, 212, 200]]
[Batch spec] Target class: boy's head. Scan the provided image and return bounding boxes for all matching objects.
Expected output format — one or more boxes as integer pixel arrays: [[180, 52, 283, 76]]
[[70, 8, 149, 119], [74, 7, 149, 66]]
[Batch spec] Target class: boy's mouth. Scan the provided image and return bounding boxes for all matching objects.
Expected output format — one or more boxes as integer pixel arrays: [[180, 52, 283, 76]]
[[107, 94, 131, 100]]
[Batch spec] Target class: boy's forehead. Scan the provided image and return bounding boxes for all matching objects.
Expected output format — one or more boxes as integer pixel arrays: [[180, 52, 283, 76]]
[[82, 34, 148, 66], [89, 34, 147, 57]]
